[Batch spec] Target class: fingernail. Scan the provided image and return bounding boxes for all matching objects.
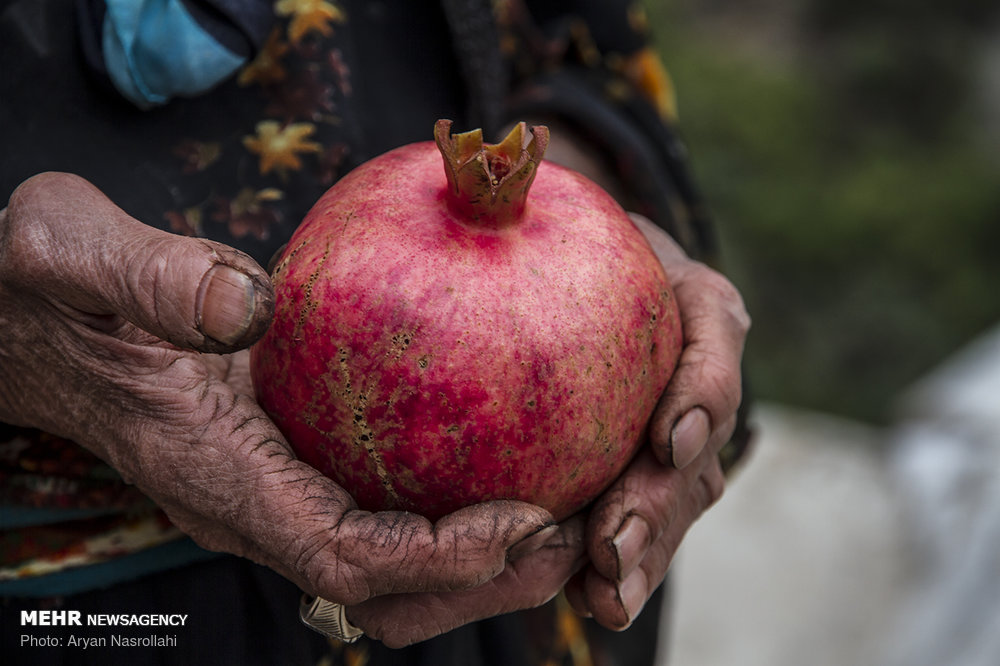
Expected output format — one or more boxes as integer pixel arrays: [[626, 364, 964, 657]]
[[199, 265, 256, 346], [617, 570, 647, 627], [508, 524, 558, 561], [670, 407, 711, 469], [612, 515, 649, 582]]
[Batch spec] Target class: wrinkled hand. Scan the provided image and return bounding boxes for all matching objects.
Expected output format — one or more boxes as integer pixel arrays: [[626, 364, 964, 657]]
[[633, 214, 750, 470], [565, 213, 751, 629], [0, 172, 583, 647]]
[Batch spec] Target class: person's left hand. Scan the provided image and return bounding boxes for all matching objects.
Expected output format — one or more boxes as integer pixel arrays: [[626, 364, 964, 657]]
[[565, 214, 751, 629]]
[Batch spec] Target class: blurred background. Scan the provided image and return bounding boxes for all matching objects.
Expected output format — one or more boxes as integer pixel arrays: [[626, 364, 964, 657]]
[[638, 1, 1000, 664], [647, 0, 1000, 421]]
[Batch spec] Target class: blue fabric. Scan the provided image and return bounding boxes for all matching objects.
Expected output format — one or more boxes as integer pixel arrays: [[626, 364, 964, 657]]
[[102, 0, 246, 108], [0, 538, 223, 597]]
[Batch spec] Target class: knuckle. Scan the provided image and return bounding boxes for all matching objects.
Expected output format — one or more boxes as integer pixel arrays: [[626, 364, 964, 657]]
[[301, 513, 464, 603], [123, 240, 199, 337], [299, 543, 371, 606], [707, 361, 743, 415], [730, 299, 752, 336], [700, 463, 726, 508], [710, 413, 740, 455], [690, 263, 733, 296], [673, 350, 742, 416], [621, 470, 679, 532], [694, 266, 752, 333], [1, 176, 60, 284]]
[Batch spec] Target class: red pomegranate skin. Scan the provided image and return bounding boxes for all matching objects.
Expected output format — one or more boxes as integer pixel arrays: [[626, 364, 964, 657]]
[[250, 123, 682, 521]]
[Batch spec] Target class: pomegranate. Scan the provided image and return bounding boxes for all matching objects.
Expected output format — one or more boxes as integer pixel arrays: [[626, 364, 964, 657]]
[[250, 120, 682, 521]]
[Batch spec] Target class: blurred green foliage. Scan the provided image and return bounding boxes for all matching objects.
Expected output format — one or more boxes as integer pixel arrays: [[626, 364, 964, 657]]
[[644, 0, 1000, 423]]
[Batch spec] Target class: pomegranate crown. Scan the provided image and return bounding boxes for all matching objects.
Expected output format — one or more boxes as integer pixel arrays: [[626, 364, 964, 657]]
[[434, 119, 549, 227]]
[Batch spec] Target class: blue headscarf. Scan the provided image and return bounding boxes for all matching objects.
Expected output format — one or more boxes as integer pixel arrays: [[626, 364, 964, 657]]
[[76, 0, 274, 108]]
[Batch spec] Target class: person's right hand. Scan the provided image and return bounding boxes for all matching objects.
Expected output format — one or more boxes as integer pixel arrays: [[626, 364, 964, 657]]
[[0, 172, 583, 646]]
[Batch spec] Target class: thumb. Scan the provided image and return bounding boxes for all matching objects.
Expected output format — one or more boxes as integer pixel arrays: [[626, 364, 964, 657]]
[[4, 172, 274, 353]]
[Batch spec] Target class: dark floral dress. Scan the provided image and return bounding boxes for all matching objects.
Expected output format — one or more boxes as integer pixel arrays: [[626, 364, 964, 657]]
[[0, 1, 748, 663]]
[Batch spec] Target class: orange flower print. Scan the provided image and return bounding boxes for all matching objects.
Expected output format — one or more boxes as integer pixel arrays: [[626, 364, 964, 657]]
[[238, 27, 291, 87], [275, 0, 345, 45], [172, 139, 222, 173], [622, 47, 678, 122], [243, 120, 322, 175], [212, 188, 284, 240], [164, 206, 203, 236]]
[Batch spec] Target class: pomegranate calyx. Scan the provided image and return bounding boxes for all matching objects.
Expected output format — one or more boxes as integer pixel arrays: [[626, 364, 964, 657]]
[[434, 119, 550, 227]]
